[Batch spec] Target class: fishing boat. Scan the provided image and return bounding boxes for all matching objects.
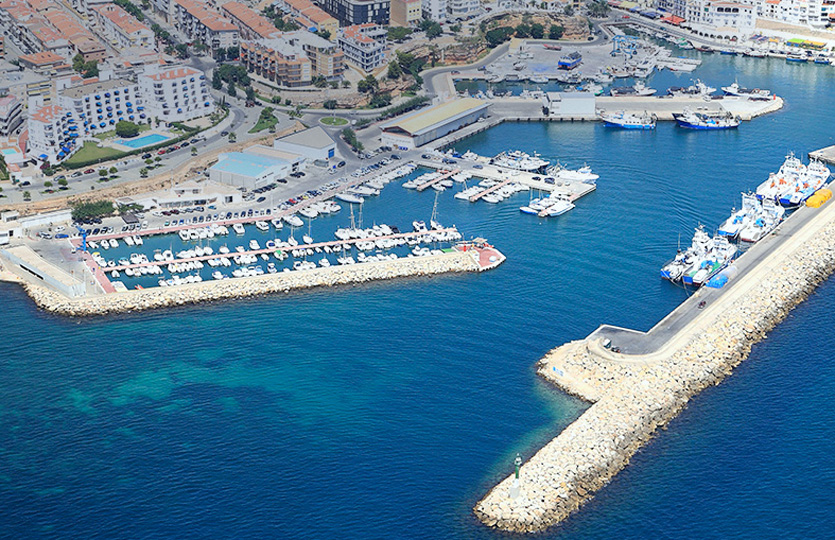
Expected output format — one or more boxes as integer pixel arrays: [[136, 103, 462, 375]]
[[721, 81, 771, 100], [667, 79, 716, 97], [609, 81, 656, 97], [743, 49, 766, 58], [814, 54, 831, 65], [660, 225, 711, 281], [719, 49, 738, 56], [673, 107, 740, 129], [717, 192, 759, 238], [599, 110, 656, 129], [739, 200, 785, 243], [786, 53, 808, 63], [558, 52, 582, 70], [683, 236, 738, 287]]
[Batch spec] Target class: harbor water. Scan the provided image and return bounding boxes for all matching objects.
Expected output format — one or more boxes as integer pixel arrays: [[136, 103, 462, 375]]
[[1, 55, 835, 538]]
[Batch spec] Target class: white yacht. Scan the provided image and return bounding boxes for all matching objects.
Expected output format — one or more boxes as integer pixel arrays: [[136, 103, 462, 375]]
[[255, 221, 269, 231], [283, 214, 304, 228], [233, 222, 246, 235]]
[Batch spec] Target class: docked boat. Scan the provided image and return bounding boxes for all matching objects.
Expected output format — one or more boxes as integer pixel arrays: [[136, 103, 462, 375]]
[[682, 235, 737, 287], [529, 74, 549, 84], [786, 53, 808, 63], [814, 54, 831, 65], [673, 107, 740, 129], [717, 192, 759, 238], [255, 221, 269, 231], [232, 223, 246, 235], [541, 198, 575, 217], [271, 218, 283, 230], [491, 150, 550, 172], [743, 49, 766, 58], [667, 79, 716, 97], [283, 214, 304, 227], [739, 199, 785, 243], [335, 192, 364, 204], [609, 81, 656, 97], [721, 81, 771, 100], [755, 153, 831, 206], [660, 225, 712, 281], [546, 163, 599, 183], [249, 240, 260, 250], [719, 49, 738, 56], [298, 207, 318, 219], [599, 110, 656, 129]]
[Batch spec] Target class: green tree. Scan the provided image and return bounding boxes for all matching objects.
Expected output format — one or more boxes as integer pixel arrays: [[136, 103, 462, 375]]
[[387, 61, 402, 79], [109, 166, 118, 175], [115, 120, 140, 138], [174, 43, 189, 59], [323, 99, 338, 109], [226, 46, 239, 59], [549, 25, 564, 40], [357, 74, 378, 94], [191, 147, 198, 156], [564, 4, 574, 16], [515, 24, 531, 38], [329, 81, 338, 89], [485, 27, 515, 47], [140, 167, 148, 177], [316, 29, 331, 40], [369, 92, 392, 108], [228, 132, 237, 142], [530, 23, 545, 39], [44, 181, 53, 188], [284, 98, 292, 106], [114, 0, 145, 21], [154, 156, 162, 163], [57, 178, 68, 186], [98, 169, 108, 178], [22, 190, 30, 200], [212, 70, 222, 90], [245, 85, 256, 101], [215, 48, 227, 62], [312, 75, 328, 88], [388, 27, 412, 42], [227, 81, 237, 97], [145, 158, 153, 165], [426, 22, 442, 39], [271, 95, 282, 104], [342, 80, 351, 88]]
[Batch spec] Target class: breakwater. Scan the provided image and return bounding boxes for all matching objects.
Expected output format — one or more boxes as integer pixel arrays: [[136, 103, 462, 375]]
[[18, 251, 481, 317], [474, 200, 835, 532]]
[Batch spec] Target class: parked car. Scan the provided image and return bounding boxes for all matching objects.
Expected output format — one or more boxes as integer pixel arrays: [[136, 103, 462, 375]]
[[256, 196, 266, 203], [142, 153, 152, 159], [71, 171, 83, 178], [84, 169, 95, 174]]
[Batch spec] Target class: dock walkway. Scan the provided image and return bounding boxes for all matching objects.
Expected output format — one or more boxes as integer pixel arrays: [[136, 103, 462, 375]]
[[416, 169, 458, 191], [469, 178, 515, 202]]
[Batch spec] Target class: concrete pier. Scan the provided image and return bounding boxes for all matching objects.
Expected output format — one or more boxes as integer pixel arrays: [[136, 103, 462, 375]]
[[809, 145, 835, 166], [13, 249, 491, 316], [474, 190, 835, 533]]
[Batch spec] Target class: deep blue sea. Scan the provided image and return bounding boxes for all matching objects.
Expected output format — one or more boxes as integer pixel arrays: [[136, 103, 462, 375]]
[[1, 55, 834, 539]]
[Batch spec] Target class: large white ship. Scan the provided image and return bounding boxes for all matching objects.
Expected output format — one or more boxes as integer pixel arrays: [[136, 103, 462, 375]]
[[491, 150, 550, 172]]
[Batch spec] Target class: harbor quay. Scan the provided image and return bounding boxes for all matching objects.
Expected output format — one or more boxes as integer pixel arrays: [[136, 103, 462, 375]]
[[4, 248, 497, 317], [474, 185, 835, 533]]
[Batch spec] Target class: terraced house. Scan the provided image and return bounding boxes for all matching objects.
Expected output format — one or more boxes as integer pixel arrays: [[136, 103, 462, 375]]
[[240, 31, 344, 87], [220, 1, 282, 40], [275, 0, 340, 36], [138, 66, 215, 123]]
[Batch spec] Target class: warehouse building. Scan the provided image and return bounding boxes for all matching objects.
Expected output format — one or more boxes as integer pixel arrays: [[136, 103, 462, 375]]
[[209, 151, 292, 190], [273, 126, 336, 162], [380, 98, 489, 149], [542, 92, 596, 119]]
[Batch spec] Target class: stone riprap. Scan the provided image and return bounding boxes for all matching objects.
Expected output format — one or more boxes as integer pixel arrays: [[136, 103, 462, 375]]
[[20, 251, 480, 316], [475, 209, 835, 533]]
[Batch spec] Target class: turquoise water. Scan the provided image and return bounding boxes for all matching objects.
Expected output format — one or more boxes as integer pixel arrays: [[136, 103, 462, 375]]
[[115, 133, 170, 148], [1, 54, 834, 538], [1, 148, 19, 156]]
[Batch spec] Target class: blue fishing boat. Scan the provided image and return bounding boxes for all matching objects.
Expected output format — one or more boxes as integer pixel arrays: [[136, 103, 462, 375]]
[[674, 107, 740, 130]]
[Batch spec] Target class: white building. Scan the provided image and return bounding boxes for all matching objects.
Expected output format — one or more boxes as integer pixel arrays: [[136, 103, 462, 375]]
[[447, 0, 480, 19], [91, 3, 155, 50], [423, 0, 448, 21], [26, 104, 75, 163], [337, 24, 387, 72], [139, 66, 215, 123], [273, 126, 336, 161], [209, 151, 293, 190], [59, 78, 146, 135], [0, 94, 24, 136], [685, 0, 756, 37]]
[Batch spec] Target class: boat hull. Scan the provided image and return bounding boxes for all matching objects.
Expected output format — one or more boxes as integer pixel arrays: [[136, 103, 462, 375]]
[[603, 120, 655, 129], [675, 119, 739, 130]]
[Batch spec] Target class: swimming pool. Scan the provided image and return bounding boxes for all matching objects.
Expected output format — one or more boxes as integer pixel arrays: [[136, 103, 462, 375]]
[[0, 148, 20, 156], [115, 133, 171, 149]]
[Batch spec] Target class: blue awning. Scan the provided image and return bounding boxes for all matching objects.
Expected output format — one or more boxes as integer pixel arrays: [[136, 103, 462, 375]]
[[126, 102, 132, 107], [97, 109, 102, 113], [98, 115, 103, 120], [137, 106, 144, 111], [66, 112, 72, 116], [62, 146, 71, 152], [107, 113, 112, 118], [128, 115, 134, 120], [109, 120, 115, 124], [69, 133, 78, 138], [99, 122, 106, 127], [204, 101, 210, 106], [57, 152, 65, 158], [127, 108, 133, 113], [38, 154, 47, 159], [106, 106, 112, 111], [139, 113, 146, 119], [69, 126, 77, 130]]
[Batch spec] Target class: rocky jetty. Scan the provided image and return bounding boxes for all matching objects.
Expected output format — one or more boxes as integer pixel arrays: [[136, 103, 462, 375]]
[[22, 252, 480, 317], [475, 210, 835, 533]]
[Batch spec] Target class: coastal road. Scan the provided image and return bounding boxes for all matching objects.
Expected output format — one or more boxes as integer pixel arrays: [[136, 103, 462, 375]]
[[591, 188, 835, 355]]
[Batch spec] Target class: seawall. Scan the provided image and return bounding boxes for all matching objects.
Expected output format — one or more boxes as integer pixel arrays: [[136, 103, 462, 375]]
[[474, 198, 835, 532], [20, 251, 480, 317]]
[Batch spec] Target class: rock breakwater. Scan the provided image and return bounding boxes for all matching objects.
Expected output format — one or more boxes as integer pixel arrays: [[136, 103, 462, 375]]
[[475, 209, 835, 533], [22, 251, 480, 316]]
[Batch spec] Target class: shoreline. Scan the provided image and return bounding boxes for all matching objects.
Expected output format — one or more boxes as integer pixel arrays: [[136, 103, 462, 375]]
[[14, 251, 482, 317], [474, 190, 835, 532]]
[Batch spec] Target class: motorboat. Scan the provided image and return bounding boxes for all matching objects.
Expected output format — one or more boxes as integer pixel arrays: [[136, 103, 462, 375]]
[[255, 221, 269, 231], [283, 214, 304, 227], [673, 107, 740, 129], [721, 81, 771, 100], [599, 110, 656, 129], [232, 223, 246, 234]]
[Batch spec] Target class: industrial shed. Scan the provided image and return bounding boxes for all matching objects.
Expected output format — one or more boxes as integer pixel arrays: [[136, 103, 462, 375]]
[[380, 98, 489, 149]]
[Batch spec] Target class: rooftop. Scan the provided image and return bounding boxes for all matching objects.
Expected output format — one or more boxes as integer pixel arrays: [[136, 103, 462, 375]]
[[222, 1, 280, 38], [61, 78, 136, 99], [93, 3, 152, 35], [275, 126, 334, 149], [18, 51, 64, 66], [210, 152, 289, 178], [29, 104, 63, 124], [143, 66, 202, 82], [383, 98, 489, 137]]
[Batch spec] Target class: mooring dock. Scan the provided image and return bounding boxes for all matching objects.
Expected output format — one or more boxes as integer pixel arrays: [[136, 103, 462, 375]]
[[416, 169, 459, 191], [417, 160, 597, 203]]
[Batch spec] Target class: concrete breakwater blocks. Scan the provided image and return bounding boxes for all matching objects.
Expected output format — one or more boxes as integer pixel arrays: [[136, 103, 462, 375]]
[[21, 252, 480, 317], [474, 210, 835, 533]]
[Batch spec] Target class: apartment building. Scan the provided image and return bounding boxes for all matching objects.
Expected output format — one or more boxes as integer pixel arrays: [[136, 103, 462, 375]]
[[240, 31, 344, 87], [91, 3, 155, 50], [221, 1, 282, 39], [58, 78, 145, 135], [275, 0, 340, 36], [0, 95, 24, 136], [447, 0, 480, 18], [171, 0, 240, 52], [390, 0, 422, 25], [138, 66, 215, 123], [319, 0, 391, 25], [337, 24, 387, 72], [422, 0, 447, 21], [26, 104, 75, 163]]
